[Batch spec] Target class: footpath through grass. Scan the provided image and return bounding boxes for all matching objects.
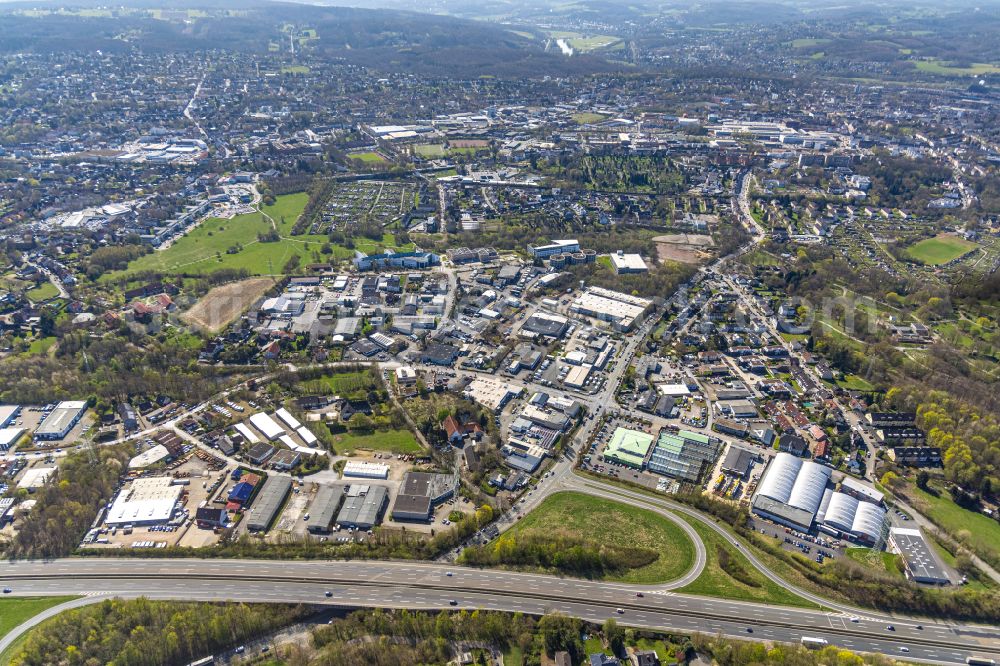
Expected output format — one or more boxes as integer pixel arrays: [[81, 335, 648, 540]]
[[677, 517, 817, 608], [505, 491, 696, 584]]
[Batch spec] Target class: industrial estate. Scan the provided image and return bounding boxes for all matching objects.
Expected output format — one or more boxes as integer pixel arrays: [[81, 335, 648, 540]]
[[0, 1, 999, 665]]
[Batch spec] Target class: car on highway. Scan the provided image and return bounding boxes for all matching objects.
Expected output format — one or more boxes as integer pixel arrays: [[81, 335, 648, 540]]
[[2, 587, 11, 594], [886, 625, 895, 631], [325, 590, 332, 597], [635, 592, 643, 598], [899, 647, 910, 653], [448, 600, 458, 606], [446, 571, 453, 577], [615, 608, 624, 614]]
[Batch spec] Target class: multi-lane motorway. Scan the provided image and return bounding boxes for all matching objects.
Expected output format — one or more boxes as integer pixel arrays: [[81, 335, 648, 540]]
[[3, 557, 999, 665]]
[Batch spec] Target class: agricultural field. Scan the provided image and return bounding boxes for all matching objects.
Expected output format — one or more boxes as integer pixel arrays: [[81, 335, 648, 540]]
[[915, 60, 1000, 76], [181, 277, 275, 333], [905, 234, 979, 265], [505, 492, 696, 584], [548, 30, 621, 52]]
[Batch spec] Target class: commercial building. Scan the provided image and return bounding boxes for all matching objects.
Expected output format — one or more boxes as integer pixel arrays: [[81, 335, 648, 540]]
[[751, 453, 832, 531], [528, 239, 579, 259], [647, 429, 720, 482], [17, 466, 57, 491], [463, 378, 522, 412], [35, 400, 87, 440], [343, 461, 390, 480], [337, 484, 388, 529], [306, 484, 346, 534], [234, 423, 261, 445], [522, 312, 570, 338], [603, 428, 654, 469], [564, 364, 592, 389], [720, 446, 755, 478], [246, 476, 292, 532], [249, 412, 284, 441], [816, 490, 888, 546], [609, 252, 648, 274], [0, 405, 20, 428], [889, 527, 951, 585], [570, 287, 652, 331], [275, 408, 302, 431], [105, 477, 183, 526], [0, 427, 25, 451], [391, 472, 458, 522]]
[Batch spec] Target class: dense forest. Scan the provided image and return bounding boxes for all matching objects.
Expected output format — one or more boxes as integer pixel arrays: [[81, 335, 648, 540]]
[[10, 598, 309, 666]]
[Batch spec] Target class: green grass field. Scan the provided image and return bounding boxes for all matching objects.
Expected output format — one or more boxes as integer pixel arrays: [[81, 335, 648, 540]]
[[413, 144, 446, 158], [835, 374, 876, 391], [300, 371, 376, 398], [0, 596, 79, 645], [25, 282, 58, 302], [508, 492, 696, 584], [915, 60, 1000, 76], [844, 547, 904, 579], [347, 151, 387, 164], [330, 429, 422, 455], [789, 38, 832, 48], [571, 112, 609, 124], [906, 234, 979, 265], [677, 517, 817, 608], [910, 483, 1000, 566], [280, 65, 310, 74], [26, 336, 56, 355], [108, 194, 412, 279]]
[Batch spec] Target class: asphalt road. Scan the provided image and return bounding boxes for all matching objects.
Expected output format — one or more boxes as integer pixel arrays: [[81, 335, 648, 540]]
[[3, 558, 998, 665]]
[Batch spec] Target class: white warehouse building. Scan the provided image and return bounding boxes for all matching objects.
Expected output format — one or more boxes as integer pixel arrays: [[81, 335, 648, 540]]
[[751, 452, 832, 531]]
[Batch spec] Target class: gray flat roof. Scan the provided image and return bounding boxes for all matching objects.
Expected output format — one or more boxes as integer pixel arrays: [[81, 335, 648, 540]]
[[307, 484, 345, 532], [337, 485, 387, 528], [890, 528, 950, 584], [751, 493, 815, 531], [246, 476, 292, 531], [391, 494, 432, 520]]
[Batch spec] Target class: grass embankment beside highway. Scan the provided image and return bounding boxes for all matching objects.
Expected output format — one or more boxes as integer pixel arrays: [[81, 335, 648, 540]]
[[0, 596, 79, 664], [464, 491, 696, 584], [677, 518, 819, 608]]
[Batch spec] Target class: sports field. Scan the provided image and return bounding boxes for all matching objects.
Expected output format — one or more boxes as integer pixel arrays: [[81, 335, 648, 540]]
[[905, 234, 978, 265]]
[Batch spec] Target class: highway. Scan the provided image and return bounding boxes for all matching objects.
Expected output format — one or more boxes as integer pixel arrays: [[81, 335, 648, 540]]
[[3, 558, 999, 665]]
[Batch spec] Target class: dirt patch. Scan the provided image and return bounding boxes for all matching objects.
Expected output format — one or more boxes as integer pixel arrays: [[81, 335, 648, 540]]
[[182, 277, 275, 333], [654, 234, 716, 265], [449, 139, 490, 148]]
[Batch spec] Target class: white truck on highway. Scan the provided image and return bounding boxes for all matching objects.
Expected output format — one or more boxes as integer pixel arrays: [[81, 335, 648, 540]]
[[801, 637, 829, 649]]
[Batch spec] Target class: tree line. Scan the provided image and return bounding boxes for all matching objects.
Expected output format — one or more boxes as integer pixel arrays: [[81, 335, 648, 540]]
[[10, 598, 309, 666], [458, 532, 659, 578]]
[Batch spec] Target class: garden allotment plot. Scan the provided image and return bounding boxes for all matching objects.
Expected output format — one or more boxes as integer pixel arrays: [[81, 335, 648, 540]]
[[313, 181, 420, 235]]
